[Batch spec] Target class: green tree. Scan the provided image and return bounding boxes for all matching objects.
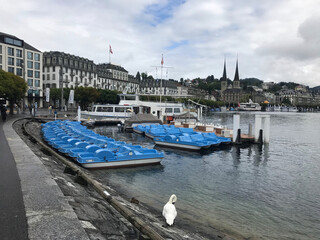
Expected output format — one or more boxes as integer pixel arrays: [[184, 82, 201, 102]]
[[50, 88, 61, 107], [96, 89, 119, 104], [0, 70, 27, 114], [141, 72, 148, 80], [136, 72, 141, 81], [282, 97, 291, 105], [75, 87, 99, 110]]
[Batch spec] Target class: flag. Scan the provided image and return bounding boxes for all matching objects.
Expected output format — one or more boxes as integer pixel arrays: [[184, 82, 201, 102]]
[[109, 45, 113, 54], [161, 54, 164, 65], [45, 88, 50, 102], [68, 90, 74, 104]]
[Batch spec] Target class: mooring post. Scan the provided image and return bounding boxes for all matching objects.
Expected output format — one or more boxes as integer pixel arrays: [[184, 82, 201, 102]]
[[236, 128, 241, 144], [77, 106, 81, 122], [258, 129, 263, 144], [254, 115, 262, 143], [262, 115, 270, 143], [248, 123, 252, 137], [233, 114, 240, 143]]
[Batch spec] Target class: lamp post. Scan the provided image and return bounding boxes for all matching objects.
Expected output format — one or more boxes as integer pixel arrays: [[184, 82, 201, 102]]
[[60, 66, 64, 111]]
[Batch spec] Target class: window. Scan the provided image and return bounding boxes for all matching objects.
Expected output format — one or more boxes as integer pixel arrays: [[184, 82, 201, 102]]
[[8, 67, 14, 73], [52, 74, 55, 80], [0, 55, 2, 64], [0, 45, 2, 54], [8, 57, 14, 65], [16, 49, 22, 58], [35, 53, 40, 61], [52, 83, 56, 88], [47, 74, 50, 80], [16, 59, 23, 67], [52, 66, 55, 72], [35, 80, 40, 87], [174, 108, 181, 113], [27, 61, 33, 68], [28, 79, 33, 86], [115, 107, 126, 112], [35, 62, 40, 70], [27, 70, 33, 77], [8, 47, 14, 56], [4, 37, 22, 47], [35, 71, 40, 78], [165, 108, 173, 113], [16, 68, 22, 76], [27, 52, 33, 60], [43, 74, 45, 80]]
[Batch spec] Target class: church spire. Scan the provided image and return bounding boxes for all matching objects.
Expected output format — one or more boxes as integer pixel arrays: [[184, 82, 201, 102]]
[[222, 57, 227, 81], [221, 57, 228, 92], [233, 57, 241, 89], [234, 58, 239, 82]]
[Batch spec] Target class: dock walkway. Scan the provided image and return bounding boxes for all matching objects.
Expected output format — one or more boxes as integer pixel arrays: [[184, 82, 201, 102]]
[[0, 115, 89, 240]]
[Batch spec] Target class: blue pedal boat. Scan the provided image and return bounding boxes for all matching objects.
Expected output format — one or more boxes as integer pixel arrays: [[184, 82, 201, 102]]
[[154, 134, 214, 150]]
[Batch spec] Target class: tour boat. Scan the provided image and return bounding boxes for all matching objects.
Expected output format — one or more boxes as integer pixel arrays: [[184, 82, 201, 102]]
[[118, 94, 197, 120], [81, 104, 135, 120], [238, 99, 261, 111]]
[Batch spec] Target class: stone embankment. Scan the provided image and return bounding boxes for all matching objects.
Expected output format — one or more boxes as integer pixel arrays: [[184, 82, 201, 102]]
[[15, 118, 230, 240]]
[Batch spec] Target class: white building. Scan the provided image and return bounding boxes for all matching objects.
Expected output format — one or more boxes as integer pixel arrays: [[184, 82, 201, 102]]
[[43, 51, 97, 89], [0, 32, 43, 107]]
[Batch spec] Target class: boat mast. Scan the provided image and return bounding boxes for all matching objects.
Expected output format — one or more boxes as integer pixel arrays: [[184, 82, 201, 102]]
[[160, 54, 163, 104]]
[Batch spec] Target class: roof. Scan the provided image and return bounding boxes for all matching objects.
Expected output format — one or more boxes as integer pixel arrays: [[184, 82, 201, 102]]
[[0, 32, 41, 52], [97, 63, 128, 73]]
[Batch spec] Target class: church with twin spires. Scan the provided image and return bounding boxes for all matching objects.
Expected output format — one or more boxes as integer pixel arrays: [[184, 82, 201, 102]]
[[220, 59, 246, 105]]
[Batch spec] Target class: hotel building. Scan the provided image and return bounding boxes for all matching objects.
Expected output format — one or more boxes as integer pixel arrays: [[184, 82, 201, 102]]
[[0, 32, 43, 107]]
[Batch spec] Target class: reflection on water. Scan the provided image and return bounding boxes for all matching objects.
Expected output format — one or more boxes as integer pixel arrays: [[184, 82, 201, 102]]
[[92, 113, 320, 240]]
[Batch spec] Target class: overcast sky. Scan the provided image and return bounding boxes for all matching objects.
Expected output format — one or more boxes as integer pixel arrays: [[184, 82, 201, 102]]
[[1, 0, 320, 87]]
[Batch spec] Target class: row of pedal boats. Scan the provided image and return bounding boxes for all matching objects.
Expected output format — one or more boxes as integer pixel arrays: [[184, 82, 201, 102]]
[[133, 124, 231, 150], [42, 120, 164, 169]]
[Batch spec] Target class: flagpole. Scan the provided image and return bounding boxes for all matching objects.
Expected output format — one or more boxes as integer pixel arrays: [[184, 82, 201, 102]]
[[160, 54, 163, 104]]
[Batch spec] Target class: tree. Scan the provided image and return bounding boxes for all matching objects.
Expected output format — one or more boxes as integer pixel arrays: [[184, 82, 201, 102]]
[[96, 89, 119, 104], [141, 72, 148, 80], [0, 70, 27, 114], [282, 97, 291, 105], [50, 88, 61, 107], [136, 72, 141, 81], [74, 87, 99, 110]]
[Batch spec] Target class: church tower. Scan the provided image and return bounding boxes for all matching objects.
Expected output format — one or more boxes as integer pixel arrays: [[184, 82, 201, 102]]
[[233, 59, 241, 89], [221, 59, 227, 92]]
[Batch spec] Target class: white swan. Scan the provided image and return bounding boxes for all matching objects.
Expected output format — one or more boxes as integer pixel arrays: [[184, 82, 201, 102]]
[[162, 194, 177, 226]]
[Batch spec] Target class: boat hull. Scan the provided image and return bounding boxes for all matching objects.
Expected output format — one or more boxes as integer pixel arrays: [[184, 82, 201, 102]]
[[145, 133, 156, 139], [80, 157, 162, 169], [154, 141, 211, 150], [133, 129, 145, 135]]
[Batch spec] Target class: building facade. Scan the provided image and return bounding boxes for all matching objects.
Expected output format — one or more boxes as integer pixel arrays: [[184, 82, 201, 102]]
[[0, 32, 43, 107], [220, 59, 244, 104], [43, 51, 97, 89]]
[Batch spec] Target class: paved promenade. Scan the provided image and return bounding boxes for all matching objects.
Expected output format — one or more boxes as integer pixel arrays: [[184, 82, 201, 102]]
[[0, 115, 89, 240]]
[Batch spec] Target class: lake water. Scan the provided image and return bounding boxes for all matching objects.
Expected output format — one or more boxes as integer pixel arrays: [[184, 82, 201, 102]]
[[93, 112, 320, 239]]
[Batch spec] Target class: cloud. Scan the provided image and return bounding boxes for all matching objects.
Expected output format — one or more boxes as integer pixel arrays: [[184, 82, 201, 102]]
[[256, 14, 320, 61], [1, 0, 320, 87]]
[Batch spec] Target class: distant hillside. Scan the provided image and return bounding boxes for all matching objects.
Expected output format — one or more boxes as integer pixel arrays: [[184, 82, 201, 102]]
[[240, 78, 263, 89], [310, 86, 320, 93]]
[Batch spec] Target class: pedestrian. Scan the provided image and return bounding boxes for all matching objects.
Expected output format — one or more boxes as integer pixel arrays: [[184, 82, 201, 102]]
[[49, 105, 52, 115], [29, 104, 32, 115], [1, 105, 7, 122]]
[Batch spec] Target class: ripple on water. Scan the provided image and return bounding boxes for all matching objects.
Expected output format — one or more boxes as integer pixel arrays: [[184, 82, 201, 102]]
[[93, 113, 320, 239]]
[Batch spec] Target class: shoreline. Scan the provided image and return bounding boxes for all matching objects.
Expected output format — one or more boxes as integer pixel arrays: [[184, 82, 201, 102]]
[[14, 118, 241, 240]]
